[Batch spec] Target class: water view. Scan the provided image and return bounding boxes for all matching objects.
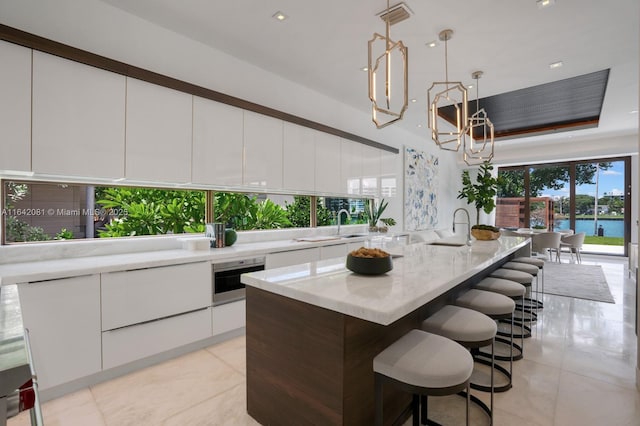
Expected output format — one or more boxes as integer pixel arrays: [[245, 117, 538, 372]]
[[555, 219, 624, 238]]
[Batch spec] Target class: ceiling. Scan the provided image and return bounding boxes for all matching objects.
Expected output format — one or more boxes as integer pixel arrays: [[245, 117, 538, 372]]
[[99, 0, 638, 151]]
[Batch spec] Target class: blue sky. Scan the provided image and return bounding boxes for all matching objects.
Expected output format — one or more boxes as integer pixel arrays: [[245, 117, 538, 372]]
[[539, 160, 625, 199]]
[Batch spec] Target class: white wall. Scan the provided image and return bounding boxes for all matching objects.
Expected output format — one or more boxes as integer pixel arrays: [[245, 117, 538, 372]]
[[0, 0, 467, 233]]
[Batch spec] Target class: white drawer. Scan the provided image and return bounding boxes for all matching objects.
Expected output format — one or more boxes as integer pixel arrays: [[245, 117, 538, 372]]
[[319, 243, 347, 260], [102, 308, 212, 370], [212, 300, 245, 336], [101, 261, 211, 330]]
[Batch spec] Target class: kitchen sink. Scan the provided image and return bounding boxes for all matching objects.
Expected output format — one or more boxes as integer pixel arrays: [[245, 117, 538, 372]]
[[340, 234, 369, 239]]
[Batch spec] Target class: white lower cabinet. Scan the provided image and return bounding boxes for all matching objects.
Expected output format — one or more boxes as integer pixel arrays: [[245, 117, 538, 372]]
[[265, 248, 320, 269], [102, 308, 212, 370], [101, 261, 211, 331], [212, 300, 246, 336], [18, 275, 102, 390]]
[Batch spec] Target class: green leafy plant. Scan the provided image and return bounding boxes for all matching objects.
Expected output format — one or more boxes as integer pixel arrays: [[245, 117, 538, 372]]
[[365, 198, 389, 229], [96, 187, 205, 237], [285, 196, 332, 227], [457, 161, 502, 225], [380, 218, 396, 227], [55, 228, 74, 240]]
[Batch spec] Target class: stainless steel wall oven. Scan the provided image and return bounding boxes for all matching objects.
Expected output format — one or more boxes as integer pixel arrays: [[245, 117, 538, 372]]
[[212, 257, 265, 306]]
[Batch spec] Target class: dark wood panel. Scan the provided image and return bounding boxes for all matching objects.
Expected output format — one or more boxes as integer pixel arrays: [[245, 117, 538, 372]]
[[246, 286, 345, 425], [0, 24, 398, 154]]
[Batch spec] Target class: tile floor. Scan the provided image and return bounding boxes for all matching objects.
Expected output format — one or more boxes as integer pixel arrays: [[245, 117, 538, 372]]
[[8, 254, 640, 426]]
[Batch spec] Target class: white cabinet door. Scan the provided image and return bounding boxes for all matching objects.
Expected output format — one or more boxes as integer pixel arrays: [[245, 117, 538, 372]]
[[32, 51, 126, 178], [192, 97, 243, 186], [212, 300, 245, 336], [283, 122, 315, 192], [0, 41, 31, 172], [361, 145, 381, 198], [18, 275, 102, 390], [125, 78, 192, 183], [243, 111, 283, 189], [319, 243, 347, 260], [265, 248, 320, 269], [314, 132, 342, 194], [341, 139, 362, 195], [102, 308, 212, 369], [101, 261, 211, 331]]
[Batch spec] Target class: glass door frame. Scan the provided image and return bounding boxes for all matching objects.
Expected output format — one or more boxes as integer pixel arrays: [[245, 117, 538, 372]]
[[498, 156, 631, 256]]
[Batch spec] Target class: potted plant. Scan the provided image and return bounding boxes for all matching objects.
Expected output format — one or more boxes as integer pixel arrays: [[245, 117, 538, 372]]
[[457, 161, 502, 225], [365, 199, 394, 233], [457, 161, 502, 240]]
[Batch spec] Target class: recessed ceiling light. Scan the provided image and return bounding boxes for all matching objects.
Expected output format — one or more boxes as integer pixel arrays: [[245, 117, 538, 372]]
[[549, 60, 563, 69], [272, 11, 288, 21], [410, 98, 417, 103], [631, 110, 639, 114], [361, 66, 368, 72], [417, 124, 423, 128], [426, 40, 438, 48], [467, 84, 474, 89], [537, 0, 555, 9]]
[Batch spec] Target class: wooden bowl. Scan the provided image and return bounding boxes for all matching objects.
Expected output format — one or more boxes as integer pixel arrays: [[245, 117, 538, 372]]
[[471, 228, 501, 240], [346, 254, 393, 275]]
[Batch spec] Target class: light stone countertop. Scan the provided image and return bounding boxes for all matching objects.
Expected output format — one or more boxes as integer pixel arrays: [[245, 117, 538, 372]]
[[0, 235, 377, 286], [241, 236, 530, 325]]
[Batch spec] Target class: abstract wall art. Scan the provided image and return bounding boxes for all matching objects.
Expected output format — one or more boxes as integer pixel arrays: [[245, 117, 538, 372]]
[[404, 147, 438, 231]]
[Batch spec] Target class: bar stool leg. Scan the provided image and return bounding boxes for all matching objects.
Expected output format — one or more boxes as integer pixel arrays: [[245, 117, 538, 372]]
[[375, 373, 383, 426]]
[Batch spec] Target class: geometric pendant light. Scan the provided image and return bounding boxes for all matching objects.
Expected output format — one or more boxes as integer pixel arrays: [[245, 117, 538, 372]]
[[463, 70, 495, 165], [368, 0, 409, 129], [427, 29, 468, 151]]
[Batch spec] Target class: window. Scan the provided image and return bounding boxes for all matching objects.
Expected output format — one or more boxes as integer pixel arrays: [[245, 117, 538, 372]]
[[2, 181, 375, 244]]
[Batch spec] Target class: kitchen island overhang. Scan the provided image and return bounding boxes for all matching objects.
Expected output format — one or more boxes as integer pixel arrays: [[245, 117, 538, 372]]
[[242, 237, 530, 425]]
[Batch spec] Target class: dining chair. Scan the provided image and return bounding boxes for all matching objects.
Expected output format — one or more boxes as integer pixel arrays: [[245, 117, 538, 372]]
[[560, 232, 586, 263], [531, 232, 562, 262]]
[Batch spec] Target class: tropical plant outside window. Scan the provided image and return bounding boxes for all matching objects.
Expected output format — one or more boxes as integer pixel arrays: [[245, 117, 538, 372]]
[[2, 180, 374, 244]]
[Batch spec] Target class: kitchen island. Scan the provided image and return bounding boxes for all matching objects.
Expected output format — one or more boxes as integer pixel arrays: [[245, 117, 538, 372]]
[[242, 236, 530, 425]]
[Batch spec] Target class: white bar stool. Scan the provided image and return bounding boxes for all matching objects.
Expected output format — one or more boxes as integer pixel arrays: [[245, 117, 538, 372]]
[[490, 267, 537, 328], [511, 256, 545, 307], [475, 277, 527, 360], [422, 305, 497, 425], [455, 289, 516, 392], [373, 329, 474, 426]]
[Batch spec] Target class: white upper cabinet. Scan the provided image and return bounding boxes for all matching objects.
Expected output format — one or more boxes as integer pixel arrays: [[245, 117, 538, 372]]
[[361, 145, 381, 198], [314, 131, 342, 194], [0, 41, 31, 172], [243, 111, 283, 189], [125, 78, 192, 183], [192, 97, 243, 186], [341, 139, 362, 195], [283, 122, 315, 192], [32, 51, 126, 178]]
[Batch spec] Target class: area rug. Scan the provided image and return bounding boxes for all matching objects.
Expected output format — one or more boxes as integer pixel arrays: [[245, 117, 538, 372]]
[[542, 262, 615, 303]]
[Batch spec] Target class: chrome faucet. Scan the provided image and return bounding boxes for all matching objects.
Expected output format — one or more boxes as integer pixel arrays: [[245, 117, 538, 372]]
[[336, 209, 351, 235], [453, 208, 473, 246]]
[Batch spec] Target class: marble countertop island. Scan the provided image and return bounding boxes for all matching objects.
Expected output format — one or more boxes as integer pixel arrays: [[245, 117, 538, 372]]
[[243, 235, 530, 425], [242, 236, 530, 325]]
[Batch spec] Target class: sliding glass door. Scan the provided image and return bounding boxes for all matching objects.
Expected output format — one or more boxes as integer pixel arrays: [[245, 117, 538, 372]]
[[496, 157, 630, 256]]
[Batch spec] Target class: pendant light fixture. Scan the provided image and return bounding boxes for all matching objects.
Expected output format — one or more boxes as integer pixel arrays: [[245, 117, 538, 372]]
[[463, 70, 495, 165], [427, 29, 468, 151], [368, 0, 409, 129]]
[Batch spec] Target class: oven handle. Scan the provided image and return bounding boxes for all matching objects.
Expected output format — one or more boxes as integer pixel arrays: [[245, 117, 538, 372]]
[[212, 257, 265, 273]]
